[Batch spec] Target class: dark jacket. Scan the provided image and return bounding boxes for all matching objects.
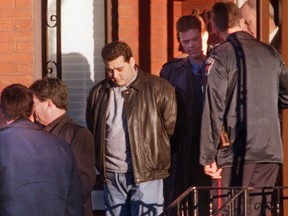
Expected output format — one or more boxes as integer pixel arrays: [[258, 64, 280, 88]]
[[160, 57, 206, 153], [86, 68, 177, 183], [160, 57, 211, 199], [200, 31, 288, 168], [45, 113, 96, 216], [0, 118, 84, 216]]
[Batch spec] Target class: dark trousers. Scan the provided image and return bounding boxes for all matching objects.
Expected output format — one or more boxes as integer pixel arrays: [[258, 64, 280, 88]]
[[212, 163, 279, 216]]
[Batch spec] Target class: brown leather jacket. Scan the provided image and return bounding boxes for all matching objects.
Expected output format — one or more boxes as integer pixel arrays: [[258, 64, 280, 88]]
[[86, 68, 177, 183]]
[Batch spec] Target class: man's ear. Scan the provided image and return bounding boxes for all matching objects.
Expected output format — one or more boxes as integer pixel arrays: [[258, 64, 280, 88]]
[[240, 18, 248, 32], [129, 57, 136, 67], [46, 99, 54, 111]]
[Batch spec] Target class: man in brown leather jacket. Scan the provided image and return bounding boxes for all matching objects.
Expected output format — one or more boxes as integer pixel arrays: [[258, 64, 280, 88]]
[[86, 41, 177, 216]]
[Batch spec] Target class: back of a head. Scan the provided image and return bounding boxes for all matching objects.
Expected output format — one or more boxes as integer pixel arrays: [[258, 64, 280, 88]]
[[269, 2, 275, 19], [101, 41, 133, 63], [176, 14, 206, 34], [0, 84, 33, 122], [29, 77, 69, 110], [244, 1, 274, 19], [211, 2, 241, 32], [0, 107, 6, 127], [247, 0, 257, 11]]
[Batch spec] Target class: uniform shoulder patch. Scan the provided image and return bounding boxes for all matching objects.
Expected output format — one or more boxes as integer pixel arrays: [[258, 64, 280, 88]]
[[205, 57, 214, 76]]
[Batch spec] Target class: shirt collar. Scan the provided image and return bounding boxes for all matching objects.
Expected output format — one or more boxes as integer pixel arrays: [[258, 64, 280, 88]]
[[189, 60, 205, 76], [44, 113, 67, 132], [269, 26, 279, 43]]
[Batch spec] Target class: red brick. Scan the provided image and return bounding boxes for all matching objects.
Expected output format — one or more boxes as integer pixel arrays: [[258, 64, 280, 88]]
[[119, 5, 138, 16], [0, 9, 32, 19], [153, 0, 168, 3], [151, 4, 167, 15], [0, 53, 32, 63], [16, 64, 33, 74], [0, 31, 32, 42], [0, 0, 33, 92], [0, 42, 15, 53], [16, 41, 32, 52], [15, 0, 32, 8], [0, 74, 32, 91], [16, 19, 32, 30], [0, 0, 15, 7], [119, 0, 137, 5], [0, 20, 15, 31], [0, 64, 16, 73], [118, 16, 137, 27]]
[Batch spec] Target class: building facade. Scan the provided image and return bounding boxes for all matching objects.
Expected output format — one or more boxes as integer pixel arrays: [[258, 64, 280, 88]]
[[1, 0, 288, 214]]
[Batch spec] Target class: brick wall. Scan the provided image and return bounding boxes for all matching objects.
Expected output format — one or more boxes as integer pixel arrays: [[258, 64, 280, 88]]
[[0, 0, 33, 92], [115, 0, 218, 76], [117, 0, 140, 71], [0, 0, 217, 92], [117, 0, 169, 75], [0, 0, 222, 90]]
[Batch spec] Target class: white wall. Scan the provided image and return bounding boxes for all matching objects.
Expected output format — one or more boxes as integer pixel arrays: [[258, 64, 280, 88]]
[[60, 0, 106, 126]]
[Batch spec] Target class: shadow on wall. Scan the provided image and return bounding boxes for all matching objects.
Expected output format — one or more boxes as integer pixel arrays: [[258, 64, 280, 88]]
[[62, 52, 95, 127]]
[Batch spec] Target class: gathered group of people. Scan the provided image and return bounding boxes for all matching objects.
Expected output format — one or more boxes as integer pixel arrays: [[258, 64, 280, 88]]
[[0, 1, 288, 216], [0, 78, 96, 216]]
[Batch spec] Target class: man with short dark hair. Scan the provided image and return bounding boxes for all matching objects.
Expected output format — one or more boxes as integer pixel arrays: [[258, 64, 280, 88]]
[[29, 78, 96, 216], [200, 2, 288, 215], [0, 83, 84, 216], [160, 14, 210, 213], [86, 41, 177, 216]]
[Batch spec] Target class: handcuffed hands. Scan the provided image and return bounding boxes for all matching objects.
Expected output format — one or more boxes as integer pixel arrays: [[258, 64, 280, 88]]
[[203, 162, 222, 179]]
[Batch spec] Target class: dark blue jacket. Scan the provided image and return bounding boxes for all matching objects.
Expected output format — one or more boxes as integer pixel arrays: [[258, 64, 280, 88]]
[[0, 118, 84, 216]]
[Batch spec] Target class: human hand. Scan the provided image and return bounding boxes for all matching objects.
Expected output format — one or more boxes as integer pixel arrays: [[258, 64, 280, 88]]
[[203, 162, 222, 179]]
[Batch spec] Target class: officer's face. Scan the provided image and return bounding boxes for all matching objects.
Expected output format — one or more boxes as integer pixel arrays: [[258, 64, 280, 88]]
[[179, 28, 207, 60], [106, 56, 136, 87]]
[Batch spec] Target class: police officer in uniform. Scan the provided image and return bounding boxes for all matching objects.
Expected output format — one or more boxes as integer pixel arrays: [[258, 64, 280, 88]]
[[160, 14, 210, 215], [200, 2, 288, 215]]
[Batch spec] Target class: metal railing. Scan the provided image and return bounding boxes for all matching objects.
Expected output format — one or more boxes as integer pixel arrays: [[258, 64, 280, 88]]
[[160, 186, 288, 216]]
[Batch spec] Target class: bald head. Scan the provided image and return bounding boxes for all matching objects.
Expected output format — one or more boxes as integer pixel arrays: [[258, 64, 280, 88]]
[[240, 0, 277, 38], [240, 1, 257, 37]]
